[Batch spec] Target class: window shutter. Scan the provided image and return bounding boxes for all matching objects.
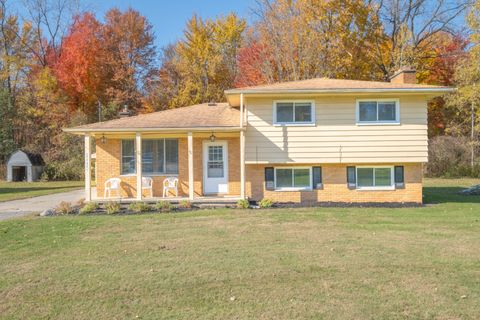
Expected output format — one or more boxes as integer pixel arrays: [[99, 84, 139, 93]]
[[265, 167, 275, 190], [312, 166, 323, 189], [347, 166, 356, 189], [394, 166, 405, 188]]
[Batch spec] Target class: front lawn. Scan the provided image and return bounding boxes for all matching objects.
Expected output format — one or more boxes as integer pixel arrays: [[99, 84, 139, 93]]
[[0, 181, 83, 202], [0, 178, 479, 319]]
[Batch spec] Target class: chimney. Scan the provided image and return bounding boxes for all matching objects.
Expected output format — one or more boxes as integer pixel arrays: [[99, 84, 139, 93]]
[[119, 105, 131, 118], [389, 66, 417, 84]]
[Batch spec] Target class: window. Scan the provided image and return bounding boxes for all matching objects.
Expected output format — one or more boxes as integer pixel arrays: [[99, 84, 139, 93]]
[[274, 167, 312, 190], [356, 167, 394, 190], [121, 140, 136, 175], [142, 139, 178, 175], [357, 100, 399, 124], [121, 139, 179, 175], [274, 101, 314, 125]]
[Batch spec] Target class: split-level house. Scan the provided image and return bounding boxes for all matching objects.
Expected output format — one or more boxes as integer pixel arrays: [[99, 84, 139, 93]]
[[65, 68, 453, 205]]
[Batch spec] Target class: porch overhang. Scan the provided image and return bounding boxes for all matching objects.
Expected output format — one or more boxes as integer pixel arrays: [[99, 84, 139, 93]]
[[63, 126, 245, 135]]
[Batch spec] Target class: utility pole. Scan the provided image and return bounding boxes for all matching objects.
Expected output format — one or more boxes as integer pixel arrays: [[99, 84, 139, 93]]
[[472, 83, 476, 169], [97, 101, 102, 123]]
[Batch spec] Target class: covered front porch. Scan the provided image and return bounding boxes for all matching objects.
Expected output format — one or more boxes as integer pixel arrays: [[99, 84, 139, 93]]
[[83, 129, 246, 203]]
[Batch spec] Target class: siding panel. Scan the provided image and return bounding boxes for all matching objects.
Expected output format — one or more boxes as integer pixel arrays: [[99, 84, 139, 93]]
[[245, 95, 428, 163]]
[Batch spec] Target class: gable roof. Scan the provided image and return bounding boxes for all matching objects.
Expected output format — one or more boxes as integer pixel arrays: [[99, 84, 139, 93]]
[[225, 77, 453, 93], [64, 103, 241, 133]]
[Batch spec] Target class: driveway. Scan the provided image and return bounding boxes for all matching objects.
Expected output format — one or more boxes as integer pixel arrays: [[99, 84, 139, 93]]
[[0, 189, 85, 221]]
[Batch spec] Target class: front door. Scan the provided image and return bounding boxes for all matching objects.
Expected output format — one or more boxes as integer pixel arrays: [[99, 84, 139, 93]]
[[203, 141, 228, 194]]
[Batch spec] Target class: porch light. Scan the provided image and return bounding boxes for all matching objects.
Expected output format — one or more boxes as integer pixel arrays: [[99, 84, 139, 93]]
[[101, 134, 107, 144], [210, 132, 216, 142]]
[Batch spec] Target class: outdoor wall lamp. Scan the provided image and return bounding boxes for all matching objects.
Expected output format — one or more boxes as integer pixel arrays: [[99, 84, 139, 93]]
[[101, 134, 107, 144], [210, 132, 216, 142]]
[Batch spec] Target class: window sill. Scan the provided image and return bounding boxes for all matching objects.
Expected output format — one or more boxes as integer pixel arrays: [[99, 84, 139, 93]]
[[274, 187, 313, 192], [120, 173, 179, 177], [356, 122, 400, 126], [356, 186, 396, 191], [273, 123, 316, 127]]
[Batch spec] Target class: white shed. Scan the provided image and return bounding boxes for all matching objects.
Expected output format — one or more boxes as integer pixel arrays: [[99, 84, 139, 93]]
[[6, 150, 45, 182]]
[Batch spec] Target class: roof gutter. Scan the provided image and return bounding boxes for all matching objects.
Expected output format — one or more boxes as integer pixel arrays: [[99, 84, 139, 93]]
[[63, 126, 246, 134]]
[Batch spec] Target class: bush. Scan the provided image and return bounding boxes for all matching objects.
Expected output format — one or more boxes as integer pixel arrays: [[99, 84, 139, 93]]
[[155, 200, 174, 212], [179, 200, 192, 209], [236, 199, 250, 209], [105, 202, 121, 215], [128, 202, 151, 213], [427, 136, 480, 178], [55, 201, 74, 215], [79, 202, 99, 215], [259, 198, 273, 208]]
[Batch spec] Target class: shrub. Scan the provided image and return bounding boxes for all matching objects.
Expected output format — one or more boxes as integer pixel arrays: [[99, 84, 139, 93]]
[[426, 136, 480, 178], [55, 201, 74, 215], [155, 200, 174, 212], [259, 198, 273, 208], [79, 202, 99, 215], [179, 200, 192, 209], [128, 202, 151, 213], [236, 199, 250, 209], [105, 202, 121, 215]]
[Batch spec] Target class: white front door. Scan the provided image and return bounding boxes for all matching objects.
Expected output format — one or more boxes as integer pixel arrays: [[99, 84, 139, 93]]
[[203, 141, 228, 194]]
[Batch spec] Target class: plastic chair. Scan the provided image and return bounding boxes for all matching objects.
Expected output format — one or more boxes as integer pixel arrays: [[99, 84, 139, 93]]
[[142, 177, 153, 198], [163, 177, 179, 197], [104, 178, 121, 198]]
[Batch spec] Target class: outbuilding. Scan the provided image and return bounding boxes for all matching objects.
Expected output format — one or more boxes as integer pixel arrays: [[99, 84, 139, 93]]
[[6, 150, 45, 182]]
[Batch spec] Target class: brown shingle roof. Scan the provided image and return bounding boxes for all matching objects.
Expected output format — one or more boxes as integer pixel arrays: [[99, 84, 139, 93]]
[[65, 103, 240, 132], [225, 77, 452, 93]]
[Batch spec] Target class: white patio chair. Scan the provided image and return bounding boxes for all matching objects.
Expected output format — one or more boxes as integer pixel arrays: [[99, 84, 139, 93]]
[[142, 177, 153, 198], [163, 177, 179, 197], [104, 177, 121, 198]]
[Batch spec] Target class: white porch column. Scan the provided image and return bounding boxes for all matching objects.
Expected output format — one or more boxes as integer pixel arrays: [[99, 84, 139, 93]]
[[136, 132, 142, 200], [240, 130, 246, 199], [188, 131, 194, 200], [84, 134, 92, 201], [240, 93, 246, 199]]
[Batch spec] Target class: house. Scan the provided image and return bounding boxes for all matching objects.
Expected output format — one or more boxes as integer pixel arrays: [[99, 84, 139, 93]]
[[64, 68, 453, 205], [6, 150, 45, 182]]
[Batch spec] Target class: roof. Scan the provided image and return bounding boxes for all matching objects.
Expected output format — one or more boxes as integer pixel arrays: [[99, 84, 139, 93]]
[[225, 77, 453, 93], [64, 103, 241, 133], [8, 150, 45, 166]]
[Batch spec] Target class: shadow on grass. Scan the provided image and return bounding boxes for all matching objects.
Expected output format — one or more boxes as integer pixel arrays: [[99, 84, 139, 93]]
[[423, 187, 480, 204], [0, 186, 79, 195]]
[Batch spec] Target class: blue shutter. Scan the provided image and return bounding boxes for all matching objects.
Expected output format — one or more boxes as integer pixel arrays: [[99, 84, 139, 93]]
[[347, 166, 356, 189], [312, 166, 323, 189], [265, 167, 275, 190], [394, 166, 405, 188]]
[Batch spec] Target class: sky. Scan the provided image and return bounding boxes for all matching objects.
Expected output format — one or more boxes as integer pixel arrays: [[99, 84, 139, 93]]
[[88, 0, 257, 48]]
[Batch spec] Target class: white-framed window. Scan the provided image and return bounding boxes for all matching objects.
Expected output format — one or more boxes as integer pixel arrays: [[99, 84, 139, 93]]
[[274, 167, 312, 190], [356, 166, 395, 190], [121, 139, 179, 176], [273, 101, 315, 125], [356, 99, 400, 125]]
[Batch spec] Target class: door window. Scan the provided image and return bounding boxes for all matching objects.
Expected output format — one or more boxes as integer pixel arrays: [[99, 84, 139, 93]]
[[207, 146, 224, 178]]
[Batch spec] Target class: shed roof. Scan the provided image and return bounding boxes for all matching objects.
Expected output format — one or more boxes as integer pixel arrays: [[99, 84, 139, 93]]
[[64, 103, 241, 133], [8, 150, 45, 166]]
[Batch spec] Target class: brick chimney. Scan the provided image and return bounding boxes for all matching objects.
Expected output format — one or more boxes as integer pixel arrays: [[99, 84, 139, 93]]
[[119, 105, 131, 118], [389, 66, 417, 84]]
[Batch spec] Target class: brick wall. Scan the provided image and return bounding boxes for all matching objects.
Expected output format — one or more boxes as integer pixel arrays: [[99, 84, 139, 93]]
[[246, 163, 423, 204], [95, 136, 241, 198]]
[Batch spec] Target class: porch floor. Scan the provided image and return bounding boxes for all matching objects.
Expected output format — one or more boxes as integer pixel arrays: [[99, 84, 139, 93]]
[[90, 188, 242, 204]]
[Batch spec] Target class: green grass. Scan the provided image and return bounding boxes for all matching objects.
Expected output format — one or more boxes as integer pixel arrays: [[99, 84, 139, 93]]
[[0, 178, 479, 319], [0, 181, 83, 202]]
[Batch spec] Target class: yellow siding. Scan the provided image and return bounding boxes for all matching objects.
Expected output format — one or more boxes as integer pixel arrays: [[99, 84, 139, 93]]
[[245, 95, 428, 163]]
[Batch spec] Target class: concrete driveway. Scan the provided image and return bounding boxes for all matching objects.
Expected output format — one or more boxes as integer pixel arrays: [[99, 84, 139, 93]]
[[0, 189, 84, 221]]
